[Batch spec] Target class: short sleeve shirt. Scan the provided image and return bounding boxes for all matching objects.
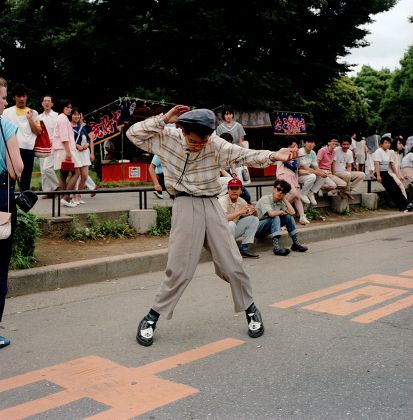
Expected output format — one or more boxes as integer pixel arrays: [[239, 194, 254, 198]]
[[216, 122, 246, 144], [53, 113, 76, 151], [218, 194, 248, 222], [334, 147, 353, 172], [151, 154, 163, 175], [373, 148, 390, 171], [0, 118, 18, 173], [39, 110, 58, 142], [298, 147, 317, 168], [401, 152, 413, 169], [317, 146, 335, 170], [255, 194, 286, 219], [3, 106, 39, 150]]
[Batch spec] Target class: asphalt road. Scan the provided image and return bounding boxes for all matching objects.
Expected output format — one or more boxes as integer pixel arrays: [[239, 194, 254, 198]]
[[1, 225, 413, 419]]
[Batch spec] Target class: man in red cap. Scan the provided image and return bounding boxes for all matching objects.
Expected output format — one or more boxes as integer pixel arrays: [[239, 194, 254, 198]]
[[218, 177, 259, 258], [127, 105, 298, 346]]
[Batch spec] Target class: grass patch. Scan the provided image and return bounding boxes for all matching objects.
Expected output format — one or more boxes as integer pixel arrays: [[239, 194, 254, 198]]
[[148, 205, 171, 236], [65, 213, 136, 241]]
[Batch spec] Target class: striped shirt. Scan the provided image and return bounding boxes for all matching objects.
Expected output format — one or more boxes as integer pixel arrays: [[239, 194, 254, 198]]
[[127, 116, 275, 196]]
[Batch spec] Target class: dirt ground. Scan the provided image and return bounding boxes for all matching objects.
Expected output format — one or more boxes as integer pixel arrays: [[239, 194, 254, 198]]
[[31, 208, 397, 268]]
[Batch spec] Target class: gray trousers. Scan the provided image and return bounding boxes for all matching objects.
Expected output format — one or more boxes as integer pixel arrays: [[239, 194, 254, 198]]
[[152, 196, 254, 319]]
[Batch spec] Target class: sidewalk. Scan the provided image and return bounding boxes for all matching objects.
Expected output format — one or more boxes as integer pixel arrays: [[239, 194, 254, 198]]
[[8, 210, 413, 297]]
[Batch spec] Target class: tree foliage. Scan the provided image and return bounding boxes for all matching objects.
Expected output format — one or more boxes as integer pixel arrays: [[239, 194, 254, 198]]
[[0, 0, 399, 135], [352, 65, 392, 128], [311, 76, 369, 137], [352, 47, 413, 137], [379, 46, 413, 136]]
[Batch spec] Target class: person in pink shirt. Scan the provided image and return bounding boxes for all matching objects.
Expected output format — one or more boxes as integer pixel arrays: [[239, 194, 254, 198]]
[[53, 99, 81, 207], [317, 134, 348, 197], [277, 137, 310, 225]]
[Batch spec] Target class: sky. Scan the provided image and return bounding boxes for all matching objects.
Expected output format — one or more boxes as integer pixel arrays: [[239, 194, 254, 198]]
[[343, 0, 413, 76]]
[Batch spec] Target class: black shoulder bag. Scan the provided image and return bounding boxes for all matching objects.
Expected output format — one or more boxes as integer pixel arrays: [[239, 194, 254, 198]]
[[0, 118, 38, 212]]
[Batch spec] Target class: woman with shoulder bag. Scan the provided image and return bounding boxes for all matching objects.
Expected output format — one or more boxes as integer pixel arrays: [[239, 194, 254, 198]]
[[52, 99, 81, 207], [0, 77, 24, 349]]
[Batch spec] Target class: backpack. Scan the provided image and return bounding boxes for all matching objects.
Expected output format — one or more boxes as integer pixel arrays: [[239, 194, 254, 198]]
[[34, 120, 52, 158]]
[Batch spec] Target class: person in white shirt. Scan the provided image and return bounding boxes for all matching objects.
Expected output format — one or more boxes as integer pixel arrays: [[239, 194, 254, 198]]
[[373, 135, 413, 212], [218, 177, 259, 258], [297, 135, 329, 206], [38, 95, 59, 196], [400, 146, 413, 189], [3, 83, 42, 191], [333, 135, 365, 198], [389, 136, 407, 198]]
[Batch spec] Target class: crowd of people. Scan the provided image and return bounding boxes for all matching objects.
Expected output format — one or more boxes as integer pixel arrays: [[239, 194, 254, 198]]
[[2, 83, 97, 208]]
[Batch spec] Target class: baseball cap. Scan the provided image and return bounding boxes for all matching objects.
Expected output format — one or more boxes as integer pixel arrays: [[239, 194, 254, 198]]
[[176, 109, 216, 130], [228, 178, 243, 188]]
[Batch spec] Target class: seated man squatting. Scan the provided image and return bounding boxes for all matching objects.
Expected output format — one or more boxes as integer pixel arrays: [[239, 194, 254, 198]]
[[255, 179, 308, 256], [218, 177, 259, 258]]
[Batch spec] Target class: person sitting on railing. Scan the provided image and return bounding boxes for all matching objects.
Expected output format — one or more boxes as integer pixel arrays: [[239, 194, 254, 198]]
[[276, 136, 310, 225], [317, 134, 350, 200], [373, 135, 413, 213], [401, 145, 413, 189], [333, 134, 365, 199], [297, 135, 330, 206], [218, 177, 259, 258]]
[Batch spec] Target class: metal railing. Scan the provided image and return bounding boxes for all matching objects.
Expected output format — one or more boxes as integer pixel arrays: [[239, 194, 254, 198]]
[[32, 179, 374, 217]]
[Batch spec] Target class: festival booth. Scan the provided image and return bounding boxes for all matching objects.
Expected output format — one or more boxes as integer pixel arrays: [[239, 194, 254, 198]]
[[85, 98, 175, 183], [213, 106, 308, 178]]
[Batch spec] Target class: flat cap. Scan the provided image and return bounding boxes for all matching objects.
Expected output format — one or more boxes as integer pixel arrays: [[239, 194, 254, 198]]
[[176, 109, 216, 130]]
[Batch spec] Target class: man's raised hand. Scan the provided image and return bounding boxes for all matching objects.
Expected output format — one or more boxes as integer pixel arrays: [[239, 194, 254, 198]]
[[163, 105, 190, 124]]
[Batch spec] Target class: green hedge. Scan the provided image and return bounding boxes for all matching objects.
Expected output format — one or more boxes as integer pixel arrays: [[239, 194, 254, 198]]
[[10, 209, 41, 269]]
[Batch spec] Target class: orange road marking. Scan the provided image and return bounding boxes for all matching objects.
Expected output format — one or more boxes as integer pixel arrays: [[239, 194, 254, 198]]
[[303, 285, 407, 316], [271, 271, 413, 324], [352, 294, 413, 323], [271, 279, 366, 308], [400, 269, 413, 277], [0, 338, 244, 419], [368, 274, 413, 289]]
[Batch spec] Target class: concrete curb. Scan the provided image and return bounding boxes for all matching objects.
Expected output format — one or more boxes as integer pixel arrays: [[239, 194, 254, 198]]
[[8, 212, 413, 297]]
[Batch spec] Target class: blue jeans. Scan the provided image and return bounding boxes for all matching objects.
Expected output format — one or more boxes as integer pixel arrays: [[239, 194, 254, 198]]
[[0, 186, 16, 322], [255, 215, 297, 238]]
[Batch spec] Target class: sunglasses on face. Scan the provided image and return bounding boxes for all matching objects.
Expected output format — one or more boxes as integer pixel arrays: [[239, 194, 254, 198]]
[[275, 187, 285, 193]]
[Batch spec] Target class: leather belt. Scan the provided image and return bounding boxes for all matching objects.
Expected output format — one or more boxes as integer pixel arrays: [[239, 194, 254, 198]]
[[174, 192, 217, 199]]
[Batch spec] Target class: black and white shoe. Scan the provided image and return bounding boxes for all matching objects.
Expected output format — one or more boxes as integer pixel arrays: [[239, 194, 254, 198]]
[[246, 308, 264, 338], [136, 316, 157, 346]]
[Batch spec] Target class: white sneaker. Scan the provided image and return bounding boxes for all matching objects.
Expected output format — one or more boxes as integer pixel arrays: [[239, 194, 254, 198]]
[[61, 198, 77, 208], [153, 191, 163, 199], [299, 216, 311, 225], [299, 193, 310, 204], [307, 191, 317, 206]]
